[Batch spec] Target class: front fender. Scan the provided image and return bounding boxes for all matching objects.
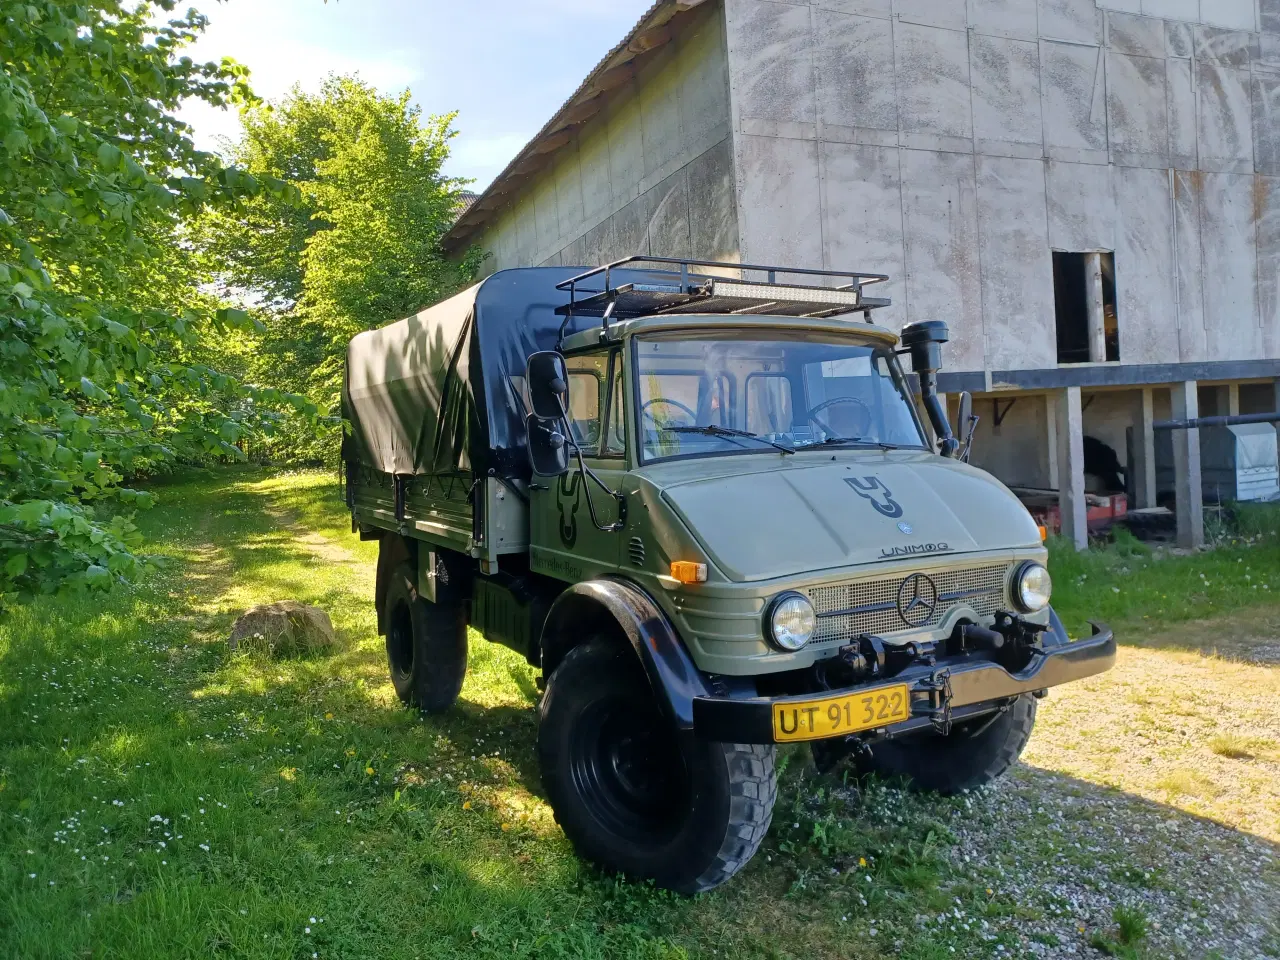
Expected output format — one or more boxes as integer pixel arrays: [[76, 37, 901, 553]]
[[540, 578, 710, 730]]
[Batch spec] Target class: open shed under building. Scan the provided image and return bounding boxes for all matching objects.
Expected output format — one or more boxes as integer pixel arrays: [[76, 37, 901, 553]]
[[442, 0, 1280, 548]]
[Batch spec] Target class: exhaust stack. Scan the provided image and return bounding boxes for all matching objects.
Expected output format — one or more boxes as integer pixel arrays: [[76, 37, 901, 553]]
[[900, 320, 960, 459]]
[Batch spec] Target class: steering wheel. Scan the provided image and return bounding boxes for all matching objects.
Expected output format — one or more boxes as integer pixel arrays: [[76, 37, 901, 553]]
[[806, 397, 872, 440], [641, 397, 698, 430]]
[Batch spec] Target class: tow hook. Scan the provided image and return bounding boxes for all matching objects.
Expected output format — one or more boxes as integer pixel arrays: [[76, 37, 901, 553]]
[[835, 635, 940, 683], [957, 612, 1052, 670], [919, 667, 953, 736], [994, 611, 1051, 650], [838, 634, 888, 679]]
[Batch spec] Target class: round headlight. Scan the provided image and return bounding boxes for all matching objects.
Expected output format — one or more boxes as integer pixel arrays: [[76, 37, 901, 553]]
[[767, 593, 816, 651], [1014, 562, 1053, 613]]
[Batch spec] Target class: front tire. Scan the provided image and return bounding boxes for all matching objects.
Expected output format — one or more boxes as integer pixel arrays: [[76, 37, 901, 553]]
[[383, 561, 467, 713], [858, 694, 1038, 795], [538, 640, 776, 893]]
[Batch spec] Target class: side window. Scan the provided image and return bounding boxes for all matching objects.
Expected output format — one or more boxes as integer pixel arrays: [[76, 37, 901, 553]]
[[564, 353, 608, 453], [604, 355, 626, 455]]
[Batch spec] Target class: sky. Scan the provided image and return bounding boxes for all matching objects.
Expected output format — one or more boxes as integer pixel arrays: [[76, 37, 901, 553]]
[[177, 0, 655, 191]]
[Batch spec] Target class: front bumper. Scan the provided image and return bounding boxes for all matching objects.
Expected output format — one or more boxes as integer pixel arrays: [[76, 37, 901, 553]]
[[692, 621, 1116, 744]]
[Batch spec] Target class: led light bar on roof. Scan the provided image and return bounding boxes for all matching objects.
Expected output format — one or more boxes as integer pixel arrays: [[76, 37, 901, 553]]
[[707, 278, 861, 308], [552, 256, 891, 330]]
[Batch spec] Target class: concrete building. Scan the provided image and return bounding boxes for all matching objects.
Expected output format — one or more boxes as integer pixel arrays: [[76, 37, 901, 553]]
[[443, 0, 1280, 549]]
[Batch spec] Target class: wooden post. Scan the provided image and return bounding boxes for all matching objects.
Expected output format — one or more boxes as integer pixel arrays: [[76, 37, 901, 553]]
[[1085, 252, 1107, 363]]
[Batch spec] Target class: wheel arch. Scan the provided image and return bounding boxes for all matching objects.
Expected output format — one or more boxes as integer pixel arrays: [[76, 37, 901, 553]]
[[375, 534, 476, 635], [375, 533, 417, 635], [540, 578, 710, 731]]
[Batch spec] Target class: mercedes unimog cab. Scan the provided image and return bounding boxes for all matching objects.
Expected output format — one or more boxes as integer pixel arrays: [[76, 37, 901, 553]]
[[342, 256, 1116, 894]]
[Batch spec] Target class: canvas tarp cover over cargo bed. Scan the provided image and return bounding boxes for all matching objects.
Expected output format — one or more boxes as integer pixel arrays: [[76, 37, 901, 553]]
[[343, 267, 600, 481]]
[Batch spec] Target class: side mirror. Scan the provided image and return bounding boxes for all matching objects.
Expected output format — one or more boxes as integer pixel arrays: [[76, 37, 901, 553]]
[[956, 391, 978, 463], [527, 351, 569, 420], [526, 414, 570, 477], [957, 391, 973, 433]]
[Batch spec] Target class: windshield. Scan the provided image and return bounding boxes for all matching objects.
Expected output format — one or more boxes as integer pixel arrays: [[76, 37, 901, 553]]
[[634, 334, 926, 463]]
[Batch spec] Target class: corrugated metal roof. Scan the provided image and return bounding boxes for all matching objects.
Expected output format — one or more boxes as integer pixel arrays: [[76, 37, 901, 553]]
[[442, 0, 705, 253]]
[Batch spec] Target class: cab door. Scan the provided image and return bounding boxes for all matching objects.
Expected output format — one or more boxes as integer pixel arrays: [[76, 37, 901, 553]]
[[529, 349, 627, 582]]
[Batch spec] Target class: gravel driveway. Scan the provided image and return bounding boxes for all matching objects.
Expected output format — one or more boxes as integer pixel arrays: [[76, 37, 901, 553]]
[[905, 618, 1280, 960], [934, 766, 1280, 958]]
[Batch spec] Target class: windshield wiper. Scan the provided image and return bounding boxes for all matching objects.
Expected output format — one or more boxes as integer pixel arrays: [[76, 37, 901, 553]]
[[800, 436, 901, 451], [663, 425, 795, 455]]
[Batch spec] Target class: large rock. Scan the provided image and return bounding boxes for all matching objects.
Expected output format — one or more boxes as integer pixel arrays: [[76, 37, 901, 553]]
[[229, 601, 337, 657]]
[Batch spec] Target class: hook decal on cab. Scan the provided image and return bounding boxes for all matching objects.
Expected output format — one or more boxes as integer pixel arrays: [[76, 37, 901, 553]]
[[845, 475, 904, 519]]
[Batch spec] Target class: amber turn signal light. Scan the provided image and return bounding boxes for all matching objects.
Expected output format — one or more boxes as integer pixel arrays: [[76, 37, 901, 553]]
[[670, 561, 708, 584], [1038, 525, 1048, 542]]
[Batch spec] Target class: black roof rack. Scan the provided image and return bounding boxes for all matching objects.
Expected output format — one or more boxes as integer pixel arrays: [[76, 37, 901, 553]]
[[554, 256, 891, 326]]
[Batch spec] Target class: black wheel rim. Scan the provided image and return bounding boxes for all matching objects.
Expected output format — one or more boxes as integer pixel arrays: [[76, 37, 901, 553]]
[[387, 601, 414, 681], [568, 695, 691, 843]]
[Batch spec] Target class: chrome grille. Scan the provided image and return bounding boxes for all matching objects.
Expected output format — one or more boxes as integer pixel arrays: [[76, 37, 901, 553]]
[[807, 564, 1010, 643]]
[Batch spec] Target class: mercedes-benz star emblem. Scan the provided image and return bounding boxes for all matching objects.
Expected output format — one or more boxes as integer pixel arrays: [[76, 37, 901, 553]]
[[897, 521, 913, 535], [896, 573, 939, 628]]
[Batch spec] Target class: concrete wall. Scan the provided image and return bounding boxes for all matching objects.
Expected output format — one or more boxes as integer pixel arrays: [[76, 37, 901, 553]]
[[965, 394, 1057, 487], [475, 3, 739, 273], [722, 0, 1280, 374]]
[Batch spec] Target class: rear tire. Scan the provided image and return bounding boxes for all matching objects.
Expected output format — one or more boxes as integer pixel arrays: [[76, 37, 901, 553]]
[[383, 561, 467, 713], [538, 640, 776, 893], [859, 694, 1037, 795]]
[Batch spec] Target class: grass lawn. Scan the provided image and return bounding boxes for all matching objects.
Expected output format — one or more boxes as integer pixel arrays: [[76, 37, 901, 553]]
[[2, 468, 1278, 959]]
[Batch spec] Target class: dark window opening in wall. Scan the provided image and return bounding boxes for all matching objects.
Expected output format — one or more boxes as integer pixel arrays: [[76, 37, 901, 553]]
[[1053, 252, 1119, 364]]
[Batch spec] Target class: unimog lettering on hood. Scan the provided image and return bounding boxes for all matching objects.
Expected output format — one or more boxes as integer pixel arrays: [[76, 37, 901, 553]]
[[342, 256, 1116, 896], [880, 542, 953, 559]]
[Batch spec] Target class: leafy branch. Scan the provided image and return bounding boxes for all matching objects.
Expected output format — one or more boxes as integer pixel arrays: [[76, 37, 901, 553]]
[[0, 0, 309, 604]]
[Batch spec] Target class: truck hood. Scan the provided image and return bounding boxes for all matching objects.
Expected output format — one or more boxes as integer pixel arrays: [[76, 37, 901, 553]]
[[650, 452, 1041, 583]]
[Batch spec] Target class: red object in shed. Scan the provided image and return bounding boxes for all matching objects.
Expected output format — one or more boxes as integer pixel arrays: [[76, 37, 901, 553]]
[[1012, 488, 1128, 536]]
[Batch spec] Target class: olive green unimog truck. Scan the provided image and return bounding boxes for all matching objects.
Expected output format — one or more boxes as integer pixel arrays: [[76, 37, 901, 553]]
[[341, 256, 1116, 893]]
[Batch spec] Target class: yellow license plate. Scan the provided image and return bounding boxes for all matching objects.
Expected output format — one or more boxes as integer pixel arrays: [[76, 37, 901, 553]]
[[772, 684, 912, 742]]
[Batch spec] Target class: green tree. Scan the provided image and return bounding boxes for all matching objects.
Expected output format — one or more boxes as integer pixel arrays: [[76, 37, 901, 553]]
[[0, 1, 306, 604], [199, 76, 482, 460]]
